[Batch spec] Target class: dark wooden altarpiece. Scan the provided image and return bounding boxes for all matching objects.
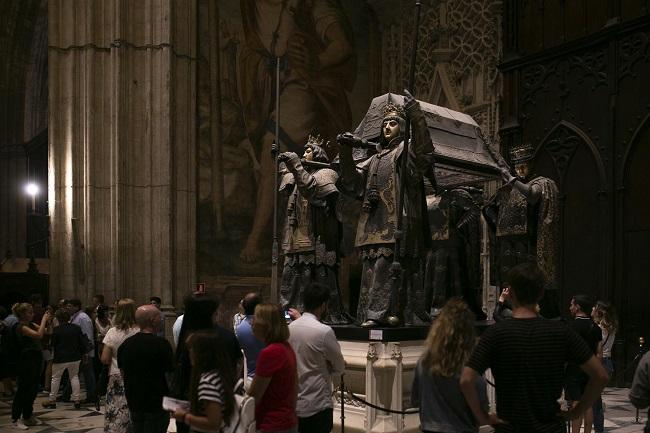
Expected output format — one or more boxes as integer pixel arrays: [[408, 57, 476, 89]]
[[500, 0, 650, 383]]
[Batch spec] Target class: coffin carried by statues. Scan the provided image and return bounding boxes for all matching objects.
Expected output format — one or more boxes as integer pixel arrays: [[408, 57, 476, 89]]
[[351, 92, 502, 187]]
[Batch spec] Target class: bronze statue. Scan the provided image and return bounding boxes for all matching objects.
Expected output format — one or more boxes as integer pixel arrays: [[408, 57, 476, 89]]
[[483, 143, 560, 317], [424, 187, 486, 319], [338, 90, 433, 327], [277, 137, 347, 324]]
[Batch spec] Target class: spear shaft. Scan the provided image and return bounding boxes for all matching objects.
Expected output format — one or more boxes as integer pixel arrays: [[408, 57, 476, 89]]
[[270, 55, 281, 303], [389, 0, 423, 323]]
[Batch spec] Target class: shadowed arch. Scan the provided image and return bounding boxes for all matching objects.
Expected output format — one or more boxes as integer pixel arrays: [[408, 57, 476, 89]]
[[620, 113, 650, 188], [535, 120, 608, 193]]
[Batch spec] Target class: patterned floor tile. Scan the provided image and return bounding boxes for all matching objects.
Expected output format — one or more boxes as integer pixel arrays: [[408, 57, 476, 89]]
[[0, 386, 646, 433], [44, 415, 104, 432]]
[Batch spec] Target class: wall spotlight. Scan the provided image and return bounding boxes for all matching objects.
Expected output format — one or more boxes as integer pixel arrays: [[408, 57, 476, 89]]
[[25, 182, 40, 197]]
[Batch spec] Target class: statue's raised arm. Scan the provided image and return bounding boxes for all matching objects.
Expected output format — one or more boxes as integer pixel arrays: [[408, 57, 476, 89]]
[[403, 89, 435, 181]]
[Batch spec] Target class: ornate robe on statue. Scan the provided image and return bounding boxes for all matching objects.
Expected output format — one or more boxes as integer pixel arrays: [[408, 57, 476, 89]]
[[339, 104, 433, 325], [239, 0, 355, 151], [424, 188, 483, 317], [483, 175, 560, 316], [279, 157, 346, 323]]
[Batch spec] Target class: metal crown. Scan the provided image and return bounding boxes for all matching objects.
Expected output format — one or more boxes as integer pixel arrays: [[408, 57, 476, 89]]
[[510, 143, 535, 164], [382, 102, 406, 120], [307, 134, 325, 148]]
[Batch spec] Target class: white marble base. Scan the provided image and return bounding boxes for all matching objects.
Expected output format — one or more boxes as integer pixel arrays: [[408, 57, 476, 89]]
[[332, 339, 425, 433]]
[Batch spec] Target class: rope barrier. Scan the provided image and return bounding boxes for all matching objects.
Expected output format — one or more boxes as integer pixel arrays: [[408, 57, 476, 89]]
[[342, 387, 419, 415]]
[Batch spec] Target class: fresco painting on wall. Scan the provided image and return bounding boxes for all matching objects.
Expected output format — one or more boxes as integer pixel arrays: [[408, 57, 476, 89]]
[[197, 0, 373, 279]]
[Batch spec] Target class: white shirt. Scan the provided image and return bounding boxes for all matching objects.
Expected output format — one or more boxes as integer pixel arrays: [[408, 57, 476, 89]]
[[601, 327, 615, 358], [172, 314, 184, 346], [103, 326, 139, 376], [289, 312, 345, 417]]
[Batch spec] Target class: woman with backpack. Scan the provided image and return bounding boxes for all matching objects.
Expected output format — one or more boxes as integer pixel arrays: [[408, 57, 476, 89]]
[[10, 302, 52, 430], [171, 330, 236, 432]]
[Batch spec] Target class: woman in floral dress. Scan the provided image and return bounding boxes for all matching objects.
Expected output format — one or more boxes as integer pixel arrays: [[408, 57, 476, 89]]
[[100, 299, 139, 433]]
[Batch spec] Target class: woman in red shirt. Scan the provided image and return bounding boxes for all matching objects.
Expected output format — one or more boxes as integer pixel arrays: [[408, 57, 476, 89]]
[[248, 303, 298, 433]]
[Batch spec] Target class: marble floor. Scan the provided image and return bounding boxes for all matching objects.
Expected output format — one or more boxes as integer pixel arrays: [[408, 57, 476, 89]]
[[479, 387, 648, 433], [0, 387, 646, 432]]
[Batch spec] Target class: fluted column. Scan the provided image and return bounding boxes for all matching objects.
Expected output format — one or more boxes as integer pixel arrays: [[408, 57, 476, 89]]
[[49, 0, 196, 307]]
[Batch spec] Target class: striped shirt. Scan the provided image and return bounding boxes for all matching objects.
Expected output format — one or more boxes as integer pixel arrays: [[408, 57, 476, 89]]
[[467, 317, 593, 433], [198, 370, 225, 405]]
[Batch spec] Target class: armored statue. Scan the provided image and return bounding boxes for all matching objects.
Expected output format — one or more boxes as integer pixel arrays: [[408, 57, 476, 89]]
[[483, 143, 560, 317], [424, 187, 486, 319], [338, 90, 433, 327], [277, 136, 347, 324]]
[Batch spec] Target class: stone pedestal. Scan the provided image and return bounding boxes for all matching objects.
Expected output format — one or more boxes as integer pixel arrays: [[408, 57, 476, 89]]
[[331, 326, 428, 433]]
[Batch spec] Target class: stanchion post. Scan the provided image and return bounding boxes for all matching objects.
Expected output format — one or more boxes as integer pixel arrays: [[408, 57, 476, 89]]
[[634, 336, 645, 424], [340, 373, 345, 433]]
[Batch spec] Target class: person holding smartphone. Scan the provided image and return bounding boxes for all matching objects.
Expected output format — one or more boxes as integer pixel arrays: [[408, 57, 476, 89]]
[[493, 285, 513, 322], [11, 303, 51, 430]]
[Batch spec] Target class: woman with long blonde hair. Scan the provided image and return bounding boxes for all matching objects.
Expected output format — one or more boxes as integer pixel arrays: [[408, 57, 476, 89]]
[[591, 301, 618, 433], [412, 298, 487, 433], [101, 298, 139, 433]]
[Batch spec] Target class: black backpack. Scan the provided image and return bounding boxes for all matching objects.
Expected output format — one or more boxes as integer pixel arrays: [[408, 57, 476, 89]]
[[0, 322, 24, 363]]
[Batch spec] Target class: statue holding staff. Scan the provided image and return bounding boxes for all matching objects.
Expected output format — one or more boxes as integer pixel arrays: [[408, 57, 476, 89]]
[[482, 143, 561, 317], [277, 136, 347, 324]]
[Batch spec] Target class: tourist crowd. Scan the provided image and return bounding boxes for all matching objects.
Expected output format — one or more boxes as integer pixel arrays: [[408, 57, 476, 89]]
[[1, 265, 649, 433]]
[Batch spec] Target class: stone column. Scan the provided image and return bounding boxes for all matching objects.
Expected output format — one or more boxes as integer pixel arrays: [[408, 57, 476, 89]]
[[48, 0, 196, 308]]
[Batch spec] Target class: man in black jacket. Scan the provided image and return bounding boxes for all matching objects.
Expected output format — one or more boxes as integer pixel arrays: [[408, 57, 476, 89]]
[[42, 309, 85, 409]]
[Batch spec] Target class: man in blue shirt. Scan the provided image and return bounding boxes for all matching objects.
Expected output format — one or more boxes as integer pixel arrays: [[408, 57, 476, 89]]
[[235, 293, 265, 384]]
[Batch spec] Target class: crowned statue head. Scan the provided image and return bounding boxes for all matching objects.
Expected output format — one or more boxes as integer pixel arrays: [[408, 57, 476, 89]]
[[509, 143, 535, 180], [303, 134, 330, 164], [381, 101, 406, 144]]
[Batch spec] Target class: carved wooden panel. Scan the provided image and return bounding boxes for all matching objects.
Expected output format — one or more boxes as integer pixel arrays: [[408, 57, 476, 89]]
[[506, 0, 638, 56], [504, 10, 650, 378], [622, 122, 650, 381]]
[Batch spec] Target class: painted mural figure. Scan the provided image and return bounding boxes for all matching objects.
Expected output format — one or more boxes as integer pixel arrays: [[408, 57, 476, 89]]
[[277, 138, 347, 324], [338, 91, 433, 327], [238, 0, 356, 263], [482, 143, 561, 317], [424, 187, 486, 319]]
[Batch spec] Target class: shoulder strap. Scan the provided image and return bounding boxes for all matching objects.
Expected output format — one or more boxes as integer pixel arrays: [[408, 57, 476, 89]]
[[602, 332, 610, 346]]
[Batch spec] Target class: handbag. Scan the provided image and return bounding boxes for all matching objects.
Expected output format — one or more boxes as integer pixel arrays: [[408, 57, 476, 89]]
[[221, 379, 255, 433], [96, 364, 109, 397]]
